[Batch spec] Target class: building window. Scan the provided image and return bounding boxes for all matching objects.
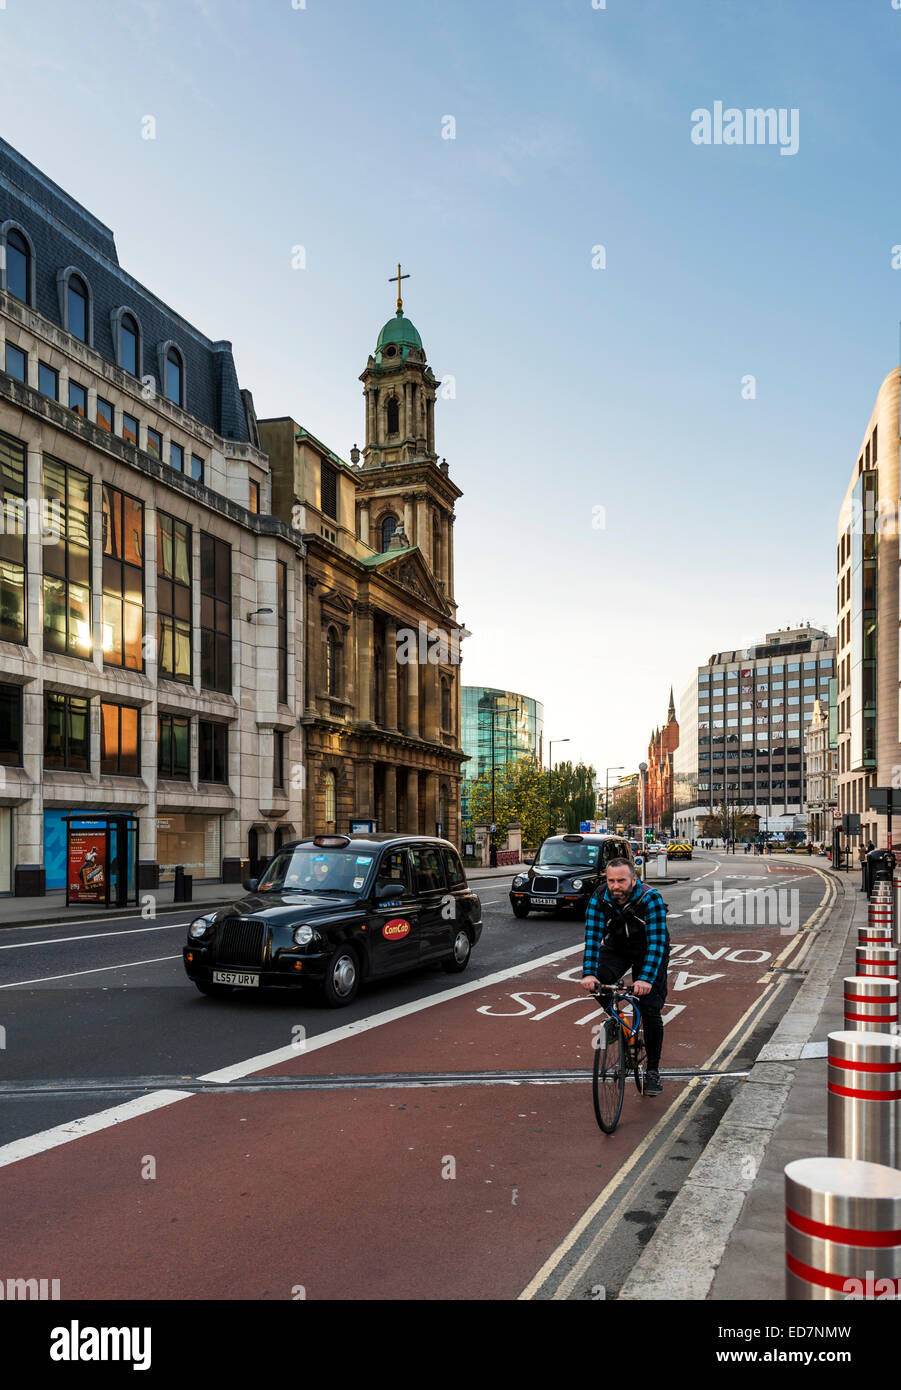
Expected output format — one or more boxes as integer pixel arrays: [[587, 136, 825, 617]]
[[39, 362, 58, 401], [381, 515, 397, 550], [0, 684, 22, 765], [45, 692, 90, 770], [157, 513, 192, 682], [277, 560, 288, 704], [96, 397, 114, 433], [0, 433, 27, 644], [248, 479, 260, 514], [323, 769, 336, 827], [146, 428, 162, 459], [67, 275, 89, 342], [102, 485, 144, 670], [101, 702, 139, 776], [4, 343, 26, 383], [165, 347, 183, 406], [158, 713, 190, 779], [199, 721, 228, 783], [170, 442, 184, 473], [386, 396, 400, 435], [441, 676, 452, 730], [274, 730, 285, 789], [43, 457, 92, 658], [199, 533, 231, 693], [122, 412, 139, 446], [320, 462, 338, 520], [5, 229, 31, 304], [69, 381, 87, 418], [119, 314, 138, 376], [326, 626, 340, 696], [189, 454, 204, 483]]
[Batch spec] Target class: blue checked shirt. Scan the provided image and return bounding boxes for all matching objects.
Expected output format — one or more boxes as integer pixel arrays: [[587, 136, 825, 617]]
[[582, 880, 669, 984]]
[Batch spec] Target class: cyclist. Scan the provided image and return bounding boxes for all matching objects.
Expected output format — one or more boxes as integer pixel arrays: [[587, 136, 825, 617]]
[[579, 856, 670, 1095]]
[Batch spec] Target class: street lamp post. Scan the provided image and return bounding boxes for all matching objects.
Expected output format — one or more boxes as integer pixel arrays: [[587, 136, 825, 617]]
[[639, 762, 648, 864], [548, 738, 570, 837]]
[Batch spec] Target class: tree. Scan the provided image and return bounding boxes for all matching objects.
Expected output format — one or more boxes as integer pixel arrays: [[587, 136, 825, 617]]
[[465, 758, 548, 848], [699, 802, 758, 842], [550, 760, 598, 832], [609, 788, 638, 828]]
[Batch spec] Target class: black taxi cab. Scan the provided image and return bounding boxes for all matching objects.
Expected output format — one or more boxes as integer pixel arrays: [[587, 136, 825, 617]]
[[183, 833, 482, 1007], [509, 832, 635, 918]]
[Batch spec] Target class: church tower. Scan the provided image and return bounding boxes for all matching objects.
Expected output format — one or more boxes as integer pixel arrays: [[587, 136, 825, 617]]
[[353, 266, 460, 610]]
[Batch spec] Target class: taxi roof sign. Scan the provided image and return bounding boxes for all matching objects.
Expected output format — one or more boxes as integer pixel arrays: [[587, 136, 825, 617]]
[[313, 835, 351, 848]]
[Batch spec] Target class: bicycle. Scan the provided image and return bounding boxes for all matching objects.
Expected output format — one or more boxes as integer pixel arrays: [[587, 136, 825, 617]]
[[590, 981, 647, 1134]]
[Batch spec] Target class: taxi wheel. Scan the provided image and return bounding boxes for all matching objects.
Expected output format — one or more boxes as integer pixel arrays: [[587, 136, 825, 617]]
[[193, 980, 234, 998], [511, 902, 530, 919], [322, 947, 360, 1007], [442, 928, 472, 973]]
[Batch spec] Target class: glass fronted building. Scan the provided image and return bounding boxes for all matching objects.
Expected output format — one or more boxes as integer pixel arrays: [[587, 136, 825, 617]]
[[461, 687, 544, 829]]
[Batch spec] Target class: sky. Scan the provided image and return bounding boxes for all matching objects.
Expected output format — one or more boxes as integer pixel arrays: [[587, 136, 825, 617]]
[[1, 0, 899, 779]]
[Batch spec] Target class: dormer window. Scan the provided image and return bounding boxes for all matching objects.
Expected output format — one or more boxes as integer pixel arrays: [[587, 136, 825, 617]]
[[386, 396, 400, 435], [120, 314, 138, 375], [165, 347, 183, 406], [67, 275, 88, 342], [5, 229, 31, 305], [320, 462, 338, 520]]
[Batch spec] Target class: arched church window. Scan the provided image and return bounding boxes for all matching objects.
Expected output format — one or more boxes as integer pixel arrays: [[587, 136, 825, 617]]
[[381, 515, 398, 551], [386, 397, 400, 435]]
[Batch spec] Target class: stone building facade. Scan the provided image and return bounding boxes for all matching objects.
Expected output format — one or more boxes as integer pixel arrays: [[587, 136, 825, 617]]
[[0, 137, 304, 894], [259, 295, 466, 845], [805, 697, 837, 844], [645, 688, 679, 830]]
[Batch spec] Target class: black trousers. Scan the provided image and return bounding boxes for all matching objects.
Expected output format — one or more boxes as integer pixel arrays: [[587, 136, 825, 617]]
[[592, 945, 669, 1071]]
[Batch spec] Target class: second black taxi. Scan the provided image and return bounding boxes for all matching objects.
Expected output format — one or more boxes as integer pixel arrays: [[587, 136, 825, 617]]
[[509, 832, 636, 918], [183, 833, 482, 1007]]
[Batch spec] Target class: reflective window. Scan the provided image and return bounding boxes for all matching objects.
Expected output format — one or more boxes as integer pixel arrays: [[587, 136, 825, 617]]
[[6, 230, 29, 303], [69, 381, 87, 418], [67, 275, 88, 342], [4, 343, 26, 382], [101, 702, 139, 776], [158, 713, 190, 779], [102, 485, 144, 670], [45, 692, 89, 770], [120, 315, 138, 375], [39, 362, 58, 400], [157, 513, 192, 682], [43, 457, 91, 658], [0, 432, 26, 644], [165, 348, 183, 406], [200, 533, 231, 693]]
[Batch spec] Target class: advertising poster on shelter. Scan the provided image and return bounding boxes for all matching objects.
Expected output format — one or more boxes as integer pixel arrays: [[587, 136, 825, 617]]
[[68, 830, 106, 903]]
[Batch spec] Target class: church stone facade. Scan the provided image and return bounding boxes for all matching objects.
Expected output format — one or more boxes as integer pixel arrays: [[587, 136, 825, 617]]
[[258, 291, 466, 847]]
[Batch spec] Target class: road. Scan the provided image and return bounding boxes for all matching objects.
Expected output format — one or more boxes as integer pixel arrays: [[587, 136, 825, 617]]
[[0, 853, 834, 1300]]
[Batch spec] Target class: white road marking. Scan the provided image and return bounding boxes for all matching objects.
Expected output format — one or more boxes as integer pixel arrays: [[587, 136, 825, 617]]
[[0, 923, 190, 951], [0, 1092, 193, 1168], [0, 955, 181, 988]]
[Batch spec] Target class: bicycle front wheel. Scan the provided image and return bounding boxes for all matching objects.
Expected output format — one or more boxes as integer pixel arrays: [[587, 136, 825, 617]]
[[593, 1021, 626, 1133]]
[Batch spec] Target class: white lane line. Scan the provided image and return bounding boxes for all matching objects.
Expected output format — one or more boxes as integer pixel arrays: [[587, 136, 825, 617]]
[[0, 923, 190, 951], [0, 955, 181, 988], [0, 1091, 193, 1168], [0, 941, 585, 1168]]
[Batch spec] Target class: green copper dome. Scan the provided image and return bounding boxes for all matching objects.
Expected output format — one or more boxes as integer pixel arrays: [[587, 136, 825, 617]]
[[376, 311, 423, 355]]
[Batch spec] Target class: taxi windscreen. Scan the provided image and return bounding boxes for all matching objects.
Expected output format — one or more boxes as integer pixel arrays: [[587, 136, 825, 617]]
[[257, 847, 376, 894], [536, 842, 600, 869]]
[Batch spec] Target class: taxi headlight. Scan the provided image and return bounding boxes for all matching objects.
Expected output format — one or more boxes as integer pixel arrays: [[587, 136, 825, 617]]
[[293, 925, 320, 946], [513, 874, 527, 887], [571, 879, 583, 891], [189, 914, 216, 939]]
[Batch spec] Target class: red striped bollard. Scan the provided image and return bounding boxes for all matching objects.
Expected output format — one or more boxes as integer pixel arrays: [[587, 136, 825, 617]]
[[786, 1157, 901, 1299], [855, 947, 899, 980], [843, 976, 898, 1033], [860, 920, 894, 948], [827, 1030, 901, 1166]]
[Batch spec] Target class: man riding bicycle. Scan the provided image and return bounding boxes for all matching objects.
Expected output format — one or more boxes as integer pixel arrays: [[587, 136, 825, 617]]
[[580, 856, 670, 1095]]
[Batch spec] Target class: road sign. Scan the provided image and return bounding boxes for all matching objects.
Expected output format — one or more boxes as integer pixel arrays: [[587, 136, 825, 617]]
[[868, 789, 900, 816], [843, 813, 861, 835]]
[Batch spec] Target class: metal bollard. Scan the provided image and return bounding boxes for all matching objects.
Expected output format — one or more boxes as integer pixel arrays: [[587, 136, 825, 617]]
[[896, 878, 901, 947], [827, 1030, 901, 1166], [859, 922, 893, 948], [785, 1156, 901, 1298], [844, 976, 898, 1032], [856, 947, 899, 980]]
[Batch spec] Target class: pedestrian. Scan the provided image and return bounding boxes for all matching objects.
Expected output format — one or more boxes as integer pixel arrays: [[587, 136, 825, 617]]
[[806, 841, 813, 856]]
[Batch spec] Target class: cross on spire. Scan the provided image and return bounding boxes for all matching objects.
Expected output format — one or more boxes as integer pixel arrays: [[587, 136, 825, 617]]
[[390, 262, 410, 313]]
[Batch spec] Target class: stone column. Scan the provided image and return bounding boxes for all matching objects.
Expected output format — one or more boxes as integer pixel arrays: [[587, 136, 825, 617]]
[[304, 577, 320, 715], [384, 764, 397, 832], [356, 760, 374, 820], [406, 770, 419, 835], [426, 394, 434, 453], [423, 662, 440, 741], [404, 381, 411, 440], [446, 516, 455, 599], [403, 495, 414, 541], [415, 498, 428, 552], [366, 389, 375, 447], [360, 504, 370, 545], [407, 658, 420, 738], [424, 772, 439, 837], [385, 618, 399, 731], [355, 602, 373, 724]]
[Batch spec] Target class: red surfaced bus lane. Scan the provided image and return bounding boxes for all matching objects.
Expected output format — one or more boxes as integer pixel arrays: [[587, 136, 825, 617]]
[[0, 926, 787, 1300]]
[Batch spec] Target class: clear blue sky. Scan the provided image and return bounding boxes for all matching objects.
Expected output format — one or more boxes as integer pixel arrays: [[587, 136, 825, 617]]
[[3, 0, 899, 778]]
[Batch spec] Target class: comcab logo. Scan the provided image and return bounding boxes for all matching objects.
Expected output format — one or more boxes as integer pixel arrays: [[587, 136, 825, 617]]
[[383, 918, 411, 941]]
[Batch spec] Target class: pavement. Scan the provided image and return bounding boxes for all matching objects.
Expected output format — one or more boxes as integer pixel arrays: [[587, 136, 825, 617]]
[[0, 862, 524, 930], [619, 855, 872, 1301]]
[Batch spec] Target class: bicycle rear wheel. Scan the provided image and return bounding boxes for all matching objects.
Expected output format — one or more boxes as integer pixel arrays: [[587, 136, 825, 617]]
[[593, 1020, 626, 1132]]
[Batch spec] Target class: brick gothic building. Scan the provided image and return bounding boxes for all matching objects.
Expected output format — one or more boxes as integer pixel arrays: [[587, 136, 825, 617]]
[[646, 688, 679, 830], [259, 283, 466, 845]]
